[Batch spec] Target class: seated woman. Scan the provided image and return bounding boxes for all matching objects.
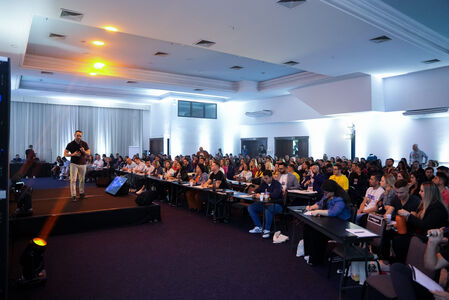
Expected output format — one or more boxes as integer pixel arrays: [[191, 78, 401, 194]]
[[409, 171, 423, 199], [393, 182, 449, 263], [186, 164, 209, 211], [149, 160, 163, 176], [303, 180, 351, 265], [51, 156, 63, 178], [374, 174, 397, 216], [234, 162, 252, 182]]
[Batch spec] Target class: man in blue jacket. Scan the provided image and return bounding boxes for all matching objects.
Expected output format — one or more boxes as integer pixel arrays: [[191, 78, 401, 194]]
[[248, 170, 283, 238]]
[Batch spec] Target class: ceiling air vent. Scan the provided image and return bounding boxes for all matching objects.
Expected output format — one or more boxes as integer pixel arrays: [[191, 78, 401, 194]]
[[277, 0, 306, 9], [284, 60, 299, 66], [49, 33, 66, 39], [370, 35, 391, 43], [60, 9, 84, 22], [422, 59, 440, 64], [195, 40, 216, 47], [194, 88, 203, 91], [154, 52, 169, 56], [245, 110, 273, 118], [126, 81, 138, 84], [40, 71, 53, 75], [230, 65, 243, 70], [403, 107, 448, 116]]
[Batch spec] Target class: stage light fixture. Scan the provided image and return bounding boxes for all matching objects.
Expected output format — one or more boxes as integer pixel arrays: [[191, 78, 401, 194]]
[[89, 72, 97, 76], [17, 237, 47, 288]]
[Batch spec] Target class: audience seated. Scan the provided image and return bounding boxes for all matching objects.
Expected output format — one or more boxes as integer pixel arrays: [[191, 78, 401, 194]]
[[304, 180, 351, 265], [248, 170, 283, 238], [356, 173, 385, 227], [433, 172, 449, 206], [329, 163, 349, 191], [393, 182, 448, 263]]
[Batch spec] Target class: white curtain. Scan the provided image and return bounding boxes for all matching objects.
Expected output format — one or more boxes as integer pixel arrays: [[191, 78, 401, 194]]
[[10, 102, 143, 162]]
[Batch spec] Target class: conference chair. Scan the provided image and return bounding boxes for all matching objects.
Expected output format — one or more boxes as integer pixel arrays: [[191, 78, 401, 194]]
[[361, 236, 434, 299]]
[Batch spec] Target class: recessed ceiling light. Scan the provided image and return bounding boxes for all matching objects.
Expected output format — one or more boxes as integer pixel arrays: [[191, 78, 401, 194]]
[[370, 35, 391, 43], [195, 40, 216, 47], [89, 72, 97, 76], [104, 26, 118, 32], [422, 59, 440, 64], [60, 8, 84, 22], [49, 33, 66, 39], [92, 41, 105, 46], [283, 60, 299, 66], [230, 65, 243, 70], [154, 51, 169, 56], [277, 0, 306, 9], [93, 62, 105, 69]]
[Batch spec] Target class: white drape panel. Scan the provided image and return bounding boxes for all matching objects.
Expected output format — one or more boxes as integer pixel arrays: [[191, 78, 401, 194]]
[[10, 102, 143, 162]]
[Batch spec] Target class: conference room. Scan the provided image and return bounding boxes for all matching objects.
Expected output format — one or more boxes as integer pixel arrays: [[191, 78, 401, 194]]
[[1, 0, 449, 299]]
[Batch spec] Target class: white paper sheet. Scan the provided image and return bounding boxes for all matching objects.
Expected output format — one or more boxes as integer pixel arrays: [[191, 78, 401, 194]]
[[345, 228, 377, 237], [303, 211, 313, 216], [411, 265, 443, 292]]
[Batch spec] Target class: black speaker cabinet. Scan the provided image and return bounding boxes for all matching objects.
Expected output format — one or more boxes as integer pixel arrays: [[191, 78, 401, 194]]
[[0, 56, 11, 299]]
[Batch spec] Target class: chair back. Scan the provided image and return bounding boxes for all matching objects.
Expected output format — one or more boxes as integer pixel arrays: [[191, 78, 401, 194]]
[[366, 213, 385, 248], [406, 236, 434, 278]]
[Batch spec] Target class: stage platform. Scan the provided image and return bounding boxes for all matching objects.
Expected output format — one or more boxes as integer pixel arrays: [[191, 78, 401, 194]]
[[9, 184, 161, 237]]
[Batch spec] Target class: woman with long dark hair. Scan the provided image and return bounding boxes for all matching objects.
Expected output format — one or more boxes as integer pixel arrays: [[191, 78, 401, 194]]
[[393, 182, 449, 263], [303, 180, 352, 265]]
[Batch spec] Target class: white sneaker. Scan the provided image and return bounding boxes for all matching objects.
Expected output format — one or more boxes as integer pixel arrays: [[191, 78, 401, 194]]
[[249, 226, 262, 234], [262, 230, 270, 238]]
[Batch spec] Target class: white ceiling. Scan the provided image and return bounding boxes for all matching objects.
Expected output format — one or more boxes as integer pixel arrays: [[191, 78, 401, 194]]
[[1, 0, 448, 101]]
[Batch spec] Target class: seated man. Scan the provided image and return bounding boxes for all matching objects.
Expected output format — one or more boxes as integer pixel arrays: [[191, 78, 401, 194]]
[[300, 164, 325, 193], [329, 163, 349, 191], [383, 158, 398, 177], [356, 173, 384, 226], [248, 170, 283, 238], [276, 162, 299, 193], [12, 154, 23, 163], [121, 157, 136, 172], [424, 167, 435, 182], [433, 172, 449, 206]]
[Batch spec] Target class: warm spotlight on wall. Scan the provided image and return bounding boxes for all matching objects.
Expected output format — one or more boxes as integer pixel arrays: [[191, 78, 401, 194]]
[[17, 238, 47, 288]]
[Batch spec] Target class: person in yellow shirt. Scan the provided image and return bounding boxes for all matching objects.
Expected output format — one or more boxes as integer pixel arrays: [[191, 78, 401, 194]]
[[329, 163, 349, 191], [288, 164, 300, 183]]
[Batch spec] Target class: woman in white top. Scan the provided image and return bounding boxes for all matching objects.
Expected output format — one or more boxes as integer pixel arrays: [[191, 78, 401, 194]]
[[235, 162, 252, 182]]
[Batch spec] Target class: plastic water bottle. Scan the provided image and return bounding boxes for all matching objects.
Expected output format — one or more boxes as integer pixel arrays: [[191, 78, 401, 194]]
[[307, 182, 313, 192], [264, 189, 268, 201], [212, 179, 216, 191]]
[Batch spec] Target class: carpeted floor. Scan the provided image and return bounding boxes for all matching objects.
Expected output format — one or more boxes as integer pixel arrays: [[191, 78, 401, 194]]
[[8, 204, 362, 300]]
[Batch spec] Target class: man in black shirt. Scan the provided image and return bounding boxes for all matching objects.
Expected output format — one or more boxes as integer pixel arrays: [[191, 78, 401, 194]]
[[64, 130, 90, 201], [202, 162, 227, 189], [385, 179, 421, 219]]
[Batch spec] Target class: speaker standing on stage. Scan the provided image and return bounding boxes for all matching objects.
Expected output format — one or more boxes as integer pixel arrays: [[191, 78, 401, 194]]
[[64, 130, 90, 201]]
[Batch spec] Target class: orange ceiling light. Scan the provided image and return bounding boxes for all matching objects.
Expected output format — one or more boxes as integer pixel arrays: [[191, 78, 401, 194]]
[[92, 40, 105, 46], [103, 26, 118, 32]]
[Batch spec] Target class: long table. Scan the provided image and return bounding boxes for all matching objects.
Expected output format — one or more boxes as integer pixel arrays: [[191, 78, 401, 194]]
[[287, 206, 379, 299]]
